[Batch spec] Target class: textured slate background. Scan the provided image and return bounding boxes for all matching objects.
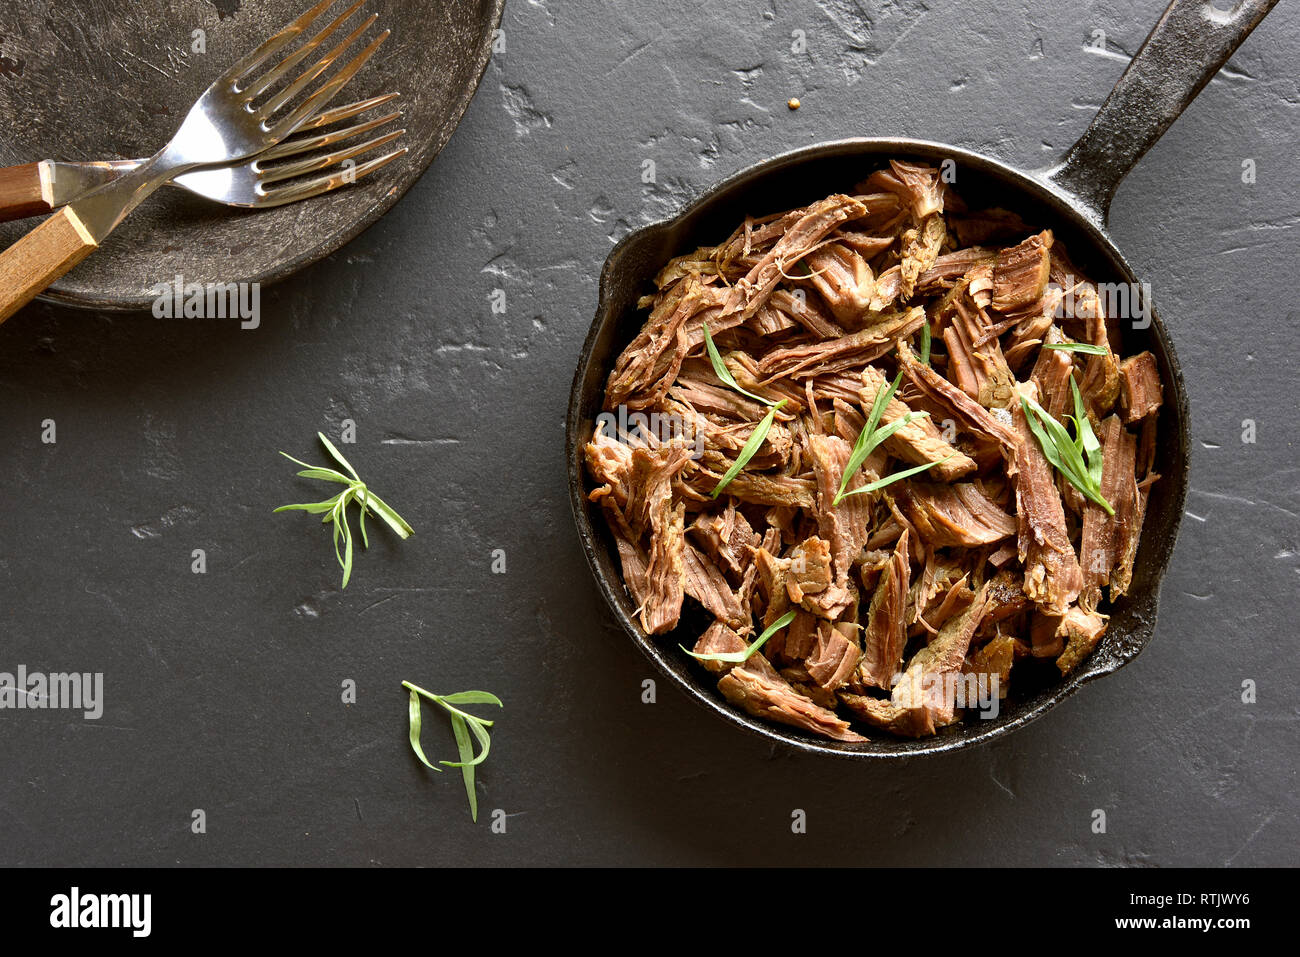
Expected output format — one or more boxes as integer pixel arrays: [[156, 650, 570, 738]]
[[1, 0, 1296, 866]]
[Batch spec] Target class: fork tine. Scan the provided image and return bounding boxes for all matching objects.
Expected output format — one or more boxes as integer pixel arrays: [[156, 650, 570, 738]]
[[294, 92, 400, 133], [257, 145, 408, 208], [258, 111, 402, 162], [261, 12, 378, 117], [258, 128, 406, 185], [227, 0, 337, 84], [242, 0, 367, 101], [268, 29, 390, 139]]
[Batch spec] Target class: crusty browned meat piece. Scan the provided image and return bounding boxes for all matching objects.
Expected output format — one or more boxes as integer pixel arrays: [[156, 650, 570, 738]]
[[897, 342, 1021, 453], [1078, 415, 1135, 612], [606, 279, 720, 410], [967, 634, 1016, 700], [692, 621, 749, 675], [1055, 606, 1109, 674], [798, 242, 875, 328], [899, 214, 947, 299], [844, 583, 991, 737], [584, 430, 634, 508], [1119, 351, 1163, 424], [641, 497, 686, 634], [805, 620, 861, 691], [689, 503, 759, 580], [942, 283, 1016, 409], [857, 528, 910, 690], [683, 543, 746, 627], [992, 231, 1052, 313], [757, 306, 926, 380], [786, 536, 835, 602], [721, 194, 869, 322], [1011, 383, 1083, 614], [860, 366, 977, 480], [807, 434, 874, 581], [863, 159, 945, 220], [718, 651, 867, 742], [983, 568, 1029, 626], [893, 481, 1017, 548], [1028, 325, 1075, 422]]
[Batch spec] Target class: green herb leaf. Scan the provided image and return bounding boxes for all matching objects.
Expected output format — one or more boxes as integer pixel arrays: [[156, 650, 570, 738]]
[[835, 372, 925, 505], [1070, 376, 1104, 489], [837, 455, 953, 499], [317, 431, 361, 482], [919, 320, 932, 366], [447, 713, 478, 822], [1042, 341, 1108, 356], [703, 323, 773, 407], [681, 609, 798, 663], [439, 691, 506, 707], [275, 435, 414, 587], [401, 681, 501, 822], [406, 689, 441, 772], [711, 399, 786, 498], [293, 467, 353, 485], [1020, 394, 1114, 515]]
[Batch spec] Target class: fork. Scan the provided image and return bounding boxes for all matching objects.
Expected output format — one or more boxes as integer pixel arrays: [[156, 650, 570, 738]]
[[0, 0, 389, 324], [0, 93, 406, 219]]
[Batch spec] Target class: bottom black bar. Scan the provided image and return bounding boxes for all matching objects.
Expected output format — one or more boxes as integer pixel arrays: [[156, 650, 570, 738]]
[[0, 867, 1284, 941]]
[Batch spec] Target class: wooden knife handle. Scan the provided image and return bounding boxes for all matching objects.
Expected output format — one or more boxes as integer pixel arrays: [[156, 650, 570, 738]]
[[0, 162, 54, 223], [0, 207, 98, 325]]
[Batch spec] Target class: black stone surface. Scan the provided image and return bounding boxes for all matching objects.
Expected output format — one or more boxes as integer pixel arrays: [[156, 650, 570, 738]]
[[1, 0, 1296, 866]]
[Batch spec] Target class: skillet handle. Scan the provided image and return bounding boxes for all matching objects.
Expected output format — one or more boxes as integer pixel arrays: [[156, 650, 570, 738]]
[[1044, 0, 1279, 225]]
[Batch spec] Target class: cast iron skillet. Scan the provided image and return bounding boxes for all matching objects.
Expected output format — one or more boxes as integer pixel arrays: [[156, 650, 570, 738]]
[[567, 0, 1277, 757]]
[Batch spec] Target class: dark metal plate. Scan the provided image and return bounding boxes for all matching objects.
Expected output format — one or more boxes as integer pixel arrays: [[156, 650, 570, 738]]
[[0, 0, 503, 310]]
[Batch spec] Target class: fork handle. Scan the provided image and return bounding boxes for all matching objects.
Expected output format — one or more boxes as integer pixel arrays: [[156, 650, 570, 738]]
[[0, 208, 98, 324], [0, 163, 53, 224]]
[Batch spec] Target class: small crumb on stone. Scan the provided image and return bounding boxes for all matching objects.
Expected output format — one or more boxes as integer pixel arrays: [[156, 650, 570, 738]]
[[787, 98, 801, 110]]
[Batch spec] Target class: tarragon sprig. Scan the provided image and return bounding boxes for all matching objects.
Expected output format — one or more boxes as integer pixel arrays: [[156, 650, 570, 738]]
[[836, 454, 953, 500], [274, 432, 413, 588], [1042, 341, 1108, 356], [703, 322, 787, 498], [404, 682, 503, 822], [681, 610, 798, 664], [703, 322, 772, 407], [712, 399, 787, 498], [1020, 378, 1113, 515], [833, 370, 931, 506]]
